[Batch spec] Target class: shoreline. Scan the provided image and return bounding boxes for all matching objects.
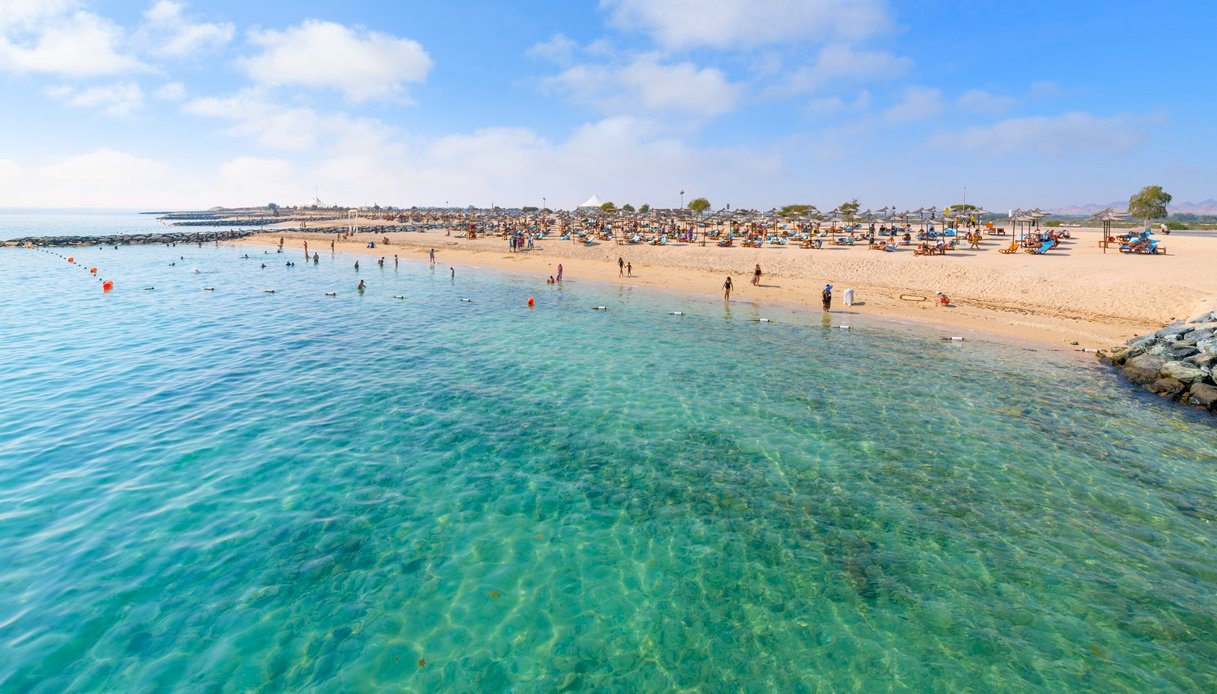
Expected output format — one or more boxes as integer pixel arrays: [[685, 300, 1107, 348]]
[[240, 227, 1217, 352]]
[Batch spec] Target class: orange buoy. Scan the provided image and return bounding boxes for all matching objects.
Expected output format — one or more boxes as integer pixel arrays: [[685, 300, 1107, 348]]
[[90, 267, 98, 274], [527, 297, 535, 307], [67, 256, 75, 263], [102, 280, 114, 292]]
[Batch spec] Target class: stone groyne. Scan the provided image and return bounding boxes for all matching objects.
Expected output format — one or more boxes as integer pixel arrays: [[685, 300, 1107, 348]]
[[1100, 310, 1217, 414], [1, 229, 256, 248]]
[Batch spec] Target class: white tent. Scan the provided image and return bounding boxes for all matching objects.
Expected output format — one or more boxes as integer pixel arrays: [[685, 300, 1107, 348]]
[[577, 195, 604, 209]]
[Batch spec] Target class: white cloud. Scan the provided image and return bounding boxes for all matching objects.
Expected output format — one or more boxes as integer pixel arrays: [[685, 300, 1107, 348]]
[[0, 9, 144, 76], [184, 90, 399, 156], [1029, 80, 1061, 99], [239, 20, 433, 102], [0, 149, 172, 207], [603, 0, 893, 49], [806, 90, 872, 117], [141, 1, 235, 58], [931, 112, 1145, 157], [883, 86, 942, 123], [155, 81, 186, 101], [957, 89, 1017, 114], [547, 54, 741, 116], [782, 44, 910, 94], [46, 82, 144, 117], [528, 33, 577, 66]]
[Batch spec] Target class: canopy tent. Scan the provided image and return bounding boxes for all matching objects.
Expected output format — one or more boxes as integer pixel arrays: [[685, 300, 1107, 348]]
[[576, 195, 604, 210]]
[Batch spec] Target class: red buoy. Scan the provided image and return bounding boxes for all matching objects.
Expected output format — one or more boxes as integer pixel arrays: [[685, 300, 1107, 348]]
[[527, 297, 535, 307], [67, 256, 75, 263], [90, 267, 98, 274], [102, 280, 114, 292]]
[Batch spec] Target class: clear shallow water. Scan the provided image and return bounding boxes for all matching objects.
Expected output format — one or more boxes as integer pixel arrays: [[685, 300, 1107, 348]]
[[1, 242, 1215, 692]]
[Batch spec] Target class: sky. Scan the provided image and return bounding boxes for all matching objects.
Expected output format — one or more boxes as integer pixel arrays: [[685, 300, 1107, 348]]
[[1, 0, 1214, 211]]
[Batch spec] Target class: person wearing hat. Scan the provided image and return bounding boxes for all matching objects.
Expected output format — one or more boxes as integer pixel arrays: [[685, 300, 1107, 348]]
[[822, 283, 833, 312]]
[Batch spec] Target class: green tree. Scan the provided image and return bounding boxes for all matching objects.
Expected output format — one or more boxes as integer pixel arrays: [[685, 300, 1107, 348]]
[[621, 203, 636, 212], [836, 199, 860, 222], [688, 197, 711, 214], [522, 206, 539, 212], [600, 201, 617, 212], [1128, 185, 1172, 224], [639, 203, 650, 213]]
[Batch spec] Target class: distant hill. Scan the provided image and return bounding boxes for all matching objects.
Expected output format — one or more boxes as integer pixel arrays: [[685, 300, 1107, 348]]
[[1049, 199, 1217, 217]]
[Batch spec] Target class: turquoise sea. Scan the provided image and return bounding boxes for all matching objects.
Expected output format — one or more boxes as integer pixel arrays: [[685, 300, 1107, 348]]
[[1, 226, 1216, 691]]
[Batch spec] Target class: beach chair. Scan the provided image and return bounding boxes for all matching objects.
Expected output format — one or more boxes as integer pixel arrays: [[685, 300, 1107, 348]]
[[1027, 240, 1054, 254], [998, 240, 1019, 254], [717, 238, 733, 247]]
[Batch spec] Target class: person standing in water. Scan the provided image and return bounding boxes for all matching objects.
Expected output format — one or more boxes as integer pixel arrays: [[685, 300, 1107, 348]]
[[723, 276, 733, 301], [354, 260, 360, 271], [556, 263, 563, 283], [357, 279, 366, 291], [429, 248, 436, 266], [822, 283, 833, 312], [312, 252, 319, 264]]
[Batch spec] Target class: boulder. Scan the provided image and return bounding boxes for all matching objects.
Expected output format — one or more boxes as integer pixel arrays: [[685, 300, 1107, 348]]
[[1156, 324, 1192, 339], [1151, 378, 1188, 399], [1186, 353, 1217, 370], [1187, 383, 1217, 411], [1186, 310, 1217, 324], [1165, 345, 1200, 361], [1160, 361, 1206, 384], [1122, 354, 1165, 385], [1184, 328, 1214, 343], [1198, 338, 1217, 356]]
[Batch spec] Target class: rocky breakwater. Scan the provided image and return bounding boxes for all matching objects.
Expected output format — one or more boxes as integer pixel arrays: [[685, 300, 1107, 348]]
[[1, 229, 255, 248], [1099, 310, 1217, 414]]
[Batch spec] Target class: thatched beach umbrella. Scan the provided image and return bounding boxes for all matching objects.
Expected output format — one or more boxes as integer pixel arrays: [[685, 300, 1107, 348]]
[[1088, 206, 1130, 253]]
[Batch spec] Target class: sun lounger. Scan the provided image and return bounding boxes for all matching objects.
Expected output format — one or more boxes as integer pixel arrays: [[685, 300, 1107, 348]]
[[998, 241, 1019, 254], [1027, 240, 1054, 254]]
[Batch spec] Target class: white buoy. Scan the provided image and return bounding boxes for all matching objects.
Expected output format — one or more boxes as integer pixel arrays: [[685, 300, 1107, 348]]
[[203, 287, 215, 291], [460, 298, 473, 302], [946, 336, 964, 341], [325, 292, 336, 296], [836, 325, 851, 330], [592, 306, 608, 311], [757, 318, 771, 323], [393, 295, 405, 299], [670, 311, 685, 316]]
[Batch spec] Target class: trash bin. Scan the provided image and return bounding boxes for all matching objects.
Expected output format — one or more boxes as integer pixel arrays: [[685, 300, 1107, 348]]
[[844, 288, 855, 306]]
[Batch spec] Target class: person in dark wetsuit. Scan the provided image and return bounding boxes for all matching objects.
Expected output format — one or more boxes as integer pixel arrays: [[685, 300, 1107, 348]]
[[822, 284, 833, 312]]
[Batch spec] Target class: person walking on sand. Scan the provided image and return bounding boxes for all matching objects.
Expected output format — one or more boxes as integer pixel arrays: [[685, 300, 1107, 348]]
[[752, 263, 762, 286], [822, 283, 833, 312], [618, 257, 625, 277], [723, 276, 733, 301]]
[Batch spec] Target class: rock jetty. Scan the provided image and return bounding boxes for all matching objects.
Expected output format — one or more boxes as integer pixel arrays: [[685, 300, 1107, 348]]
[[1, 230, 255, 248], [1100, 310, 1217, 414]]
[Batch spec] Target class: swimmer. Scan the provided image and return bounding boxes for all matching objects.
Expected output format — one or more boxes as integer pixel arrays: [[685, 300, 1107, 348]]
[[313, 252, 319, 263], [357, 280, 366, 291], [354, 261, 360, 271], [450, 267, 454, 279]]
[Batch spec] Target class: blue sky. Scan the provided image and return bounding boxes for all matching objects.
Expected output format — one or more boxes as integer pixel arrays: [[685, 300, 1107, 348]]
[[1, 0, 1213, 210]]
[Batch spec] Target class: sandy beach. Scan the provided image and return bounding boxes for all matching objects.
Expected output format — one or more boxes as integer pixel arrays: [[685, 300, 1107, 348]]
[[244, 226, 1217, 350]]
